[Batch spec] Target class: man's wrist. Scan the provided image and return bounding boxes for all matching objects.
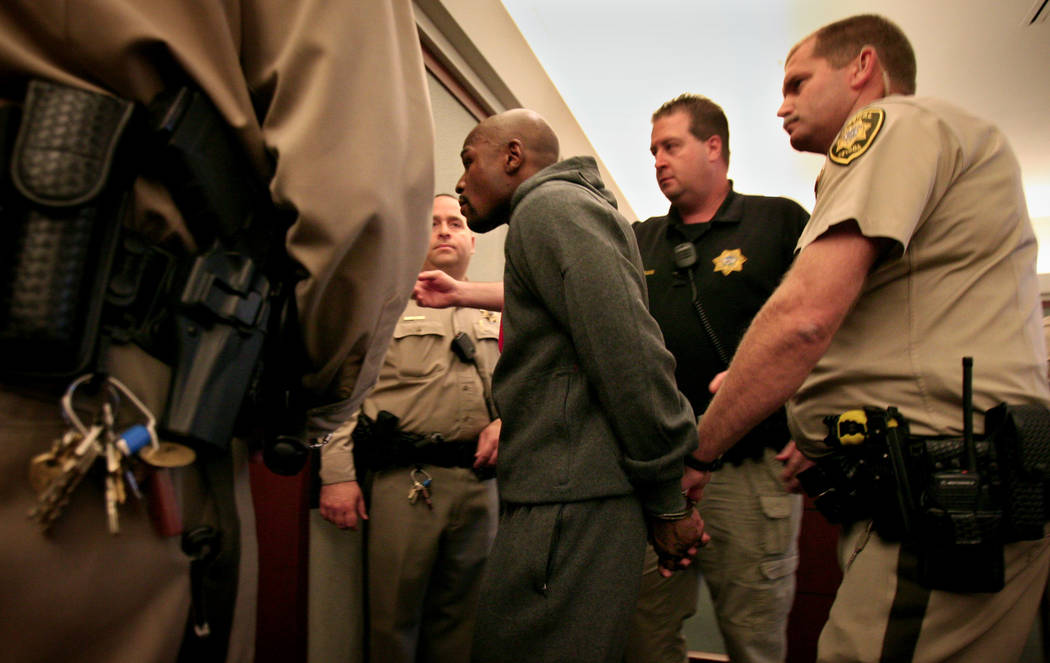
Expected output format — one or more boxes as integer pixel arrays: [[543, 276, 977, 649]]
[[691, 414, 724, 472], [651, 508, 690, 521], [650, 493, 695, 521], [684, 454, 724, 473]]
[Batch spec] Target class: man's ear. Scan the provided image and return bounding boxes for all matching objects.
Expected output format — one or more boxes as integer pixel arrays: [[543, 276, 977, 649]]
[[849, 45, 880, 91], [504, 138, 524, 174], [705, 135, 723, 163]]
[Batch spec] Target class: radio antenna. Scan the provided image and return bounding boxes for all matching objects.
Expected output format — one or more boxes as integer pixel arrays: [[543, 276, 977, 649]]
[[962, 356, 977, 473]]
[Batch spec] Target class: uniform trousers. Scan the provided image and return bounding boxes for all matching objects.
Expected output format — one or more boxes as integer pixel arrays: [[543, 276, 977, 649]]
[[1, 344, 257, 663], [367, 464, 498, 663], [625, 448, 802, 663], [622, 544, 699, 663], [819, 520, 1050, 662], [2, 385, 188, 663], [472, 494, 648, 663]]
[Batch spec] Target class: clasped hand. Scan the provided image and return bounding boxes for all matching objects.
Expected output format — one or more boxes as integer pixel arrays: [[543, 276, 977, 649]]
[[648, 506, 708, 578]]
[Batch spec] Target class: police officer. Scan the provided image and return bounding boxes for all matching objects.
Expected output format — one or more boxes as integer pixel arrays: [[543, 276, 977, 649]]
[[320, 194, 501, 663], [627, 94, 809, 663], [0, 2, 434, 662], [684, 13, 1050, 663]]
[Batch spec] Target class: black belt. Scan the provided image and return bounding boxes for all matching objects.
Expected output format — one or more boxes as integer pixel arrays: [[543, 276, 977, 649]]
[[353, 411, 494, 478], [800, 398, 1050, 594], [397, 436, 479, 470]]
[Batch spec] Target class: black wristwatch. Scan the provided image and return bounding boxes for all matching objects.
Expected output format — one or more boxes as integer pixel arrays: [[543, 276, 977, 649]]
[[684, 454, 724, 473]]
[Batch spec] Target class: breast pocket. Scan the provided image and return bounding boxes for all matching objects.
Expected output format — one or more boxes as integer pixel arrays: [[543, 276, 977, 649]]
[[388, 320, 449, 380], [474, 316, 501, 362]]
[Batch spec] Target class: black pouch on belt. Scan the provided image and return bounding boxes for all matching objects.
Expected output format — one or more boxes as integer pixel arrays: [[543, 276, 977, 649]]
[[986, 402, 1050, 541], [0, 80, 137, 378]]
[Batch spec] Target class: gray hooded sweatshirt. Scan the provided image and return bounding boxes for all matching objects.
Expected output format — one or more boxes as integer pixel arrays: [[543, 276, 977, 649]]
[[493, 156, 698, 516]]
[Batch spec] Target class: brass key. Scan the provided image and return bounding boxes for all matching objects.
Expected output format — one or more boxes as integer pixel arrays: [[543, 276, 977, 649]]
[[409, 468, 433, 510], [29, 424, 104, 532], [101, 402, 124, 534], [408, 481, 423, 504], [28, 429, 82, 494]]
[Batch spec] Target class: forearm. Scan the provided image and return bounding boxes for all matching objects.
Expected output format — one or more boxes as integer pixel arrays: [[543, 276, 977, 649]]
[[457, 280, 504, 311], [695, 296, 832, 461], [694, 225, 880, 461], [563, 255, 696, 511], [318, 413, 359, 483]]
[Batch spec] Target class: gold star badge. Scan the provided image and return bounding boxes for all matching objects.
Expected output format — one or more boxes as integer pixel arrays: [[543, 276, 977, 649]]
[[829, 108, 885, 165], [712, 249, 746, 276]]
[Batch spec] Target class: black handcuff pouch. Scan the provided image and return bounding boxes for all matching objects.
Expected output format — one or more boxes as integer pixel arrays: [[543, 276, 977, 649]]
[[986, 402, 1050, 541], [0, 80, 137, 378]]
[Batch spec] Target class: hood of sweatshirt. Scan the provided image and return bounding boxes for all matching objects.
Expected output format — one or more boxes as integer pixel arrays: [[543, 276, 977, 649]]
[[510, 156, 618, 216]]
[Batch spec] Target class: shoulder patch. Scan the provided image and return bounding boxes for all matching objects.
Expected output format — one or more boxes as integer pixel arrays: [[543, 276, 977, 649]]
[[829, 108, 885, 165]]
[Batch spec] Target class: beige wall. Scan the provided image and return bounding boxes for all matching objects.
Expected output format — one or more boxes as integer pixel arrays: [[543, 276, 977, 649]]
[[414, 0, 644, 285], [428, 72, 509, 284], [415, 0, 637, 220]]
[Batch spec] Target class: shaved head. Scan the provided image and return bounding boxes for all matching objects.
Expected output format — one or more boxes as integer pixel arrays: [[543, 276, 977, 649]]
[[457, 109, 561, 232], [465, 108, 560, 167]]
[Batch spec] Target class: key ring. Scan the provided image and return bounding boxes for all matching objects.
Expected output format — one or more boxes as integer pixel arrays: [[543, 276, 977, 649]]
[[410, 467, 432, 487], [61, 374, 160, 455], [106, 375, 161, 455], [61, 374, 121, 436]]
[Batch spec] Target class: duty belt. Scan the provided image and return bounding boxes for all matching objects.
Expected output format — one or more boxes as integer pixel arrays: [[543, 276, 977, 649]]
[[797, 399, 1050, 594], [0, 80, 303, 461], [799, 405, 994, 538], [352, 410, 494, 478]]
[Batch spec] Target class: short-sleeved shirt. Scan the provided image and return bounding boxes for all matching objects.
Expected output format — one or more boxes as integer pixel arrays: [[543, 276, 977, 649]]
[[633, 186, 809, 463], [320, 299, 500, 482], [0, 0, 435, 437], [788, 96, 1050, 456]]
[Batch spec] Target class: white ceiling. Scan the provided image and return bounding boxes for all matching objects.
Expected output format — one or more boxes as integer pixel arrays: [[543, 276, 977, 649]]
[[500, 0, 1050, 261]]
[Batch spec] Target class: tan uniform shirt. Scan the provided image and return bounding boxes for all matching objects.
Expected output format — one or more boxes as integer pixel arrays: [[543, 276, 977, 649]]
[[0, 0, 435, 433], [0, 3, 432, 662], [321, 301, 501, 483], [789, 96, 1049, 456]]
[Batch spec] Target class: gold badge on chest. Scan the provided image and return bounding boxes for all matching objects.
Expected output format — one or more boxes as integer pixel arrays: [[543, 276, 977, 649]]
[[829, 108, 885, 165], [712, 249, 746, 276]]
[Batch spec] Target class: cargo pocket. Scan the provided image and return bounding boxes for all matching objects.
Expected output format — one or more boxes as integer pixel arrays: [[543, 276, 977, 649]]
[[760, 554, 799, 581], [759, 494, 795, 555]]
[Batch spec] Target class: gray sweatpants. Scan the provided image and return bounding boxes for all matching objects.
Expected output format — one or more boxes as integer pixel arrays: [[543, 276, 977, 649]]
[[472, 495, 647, 663]]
